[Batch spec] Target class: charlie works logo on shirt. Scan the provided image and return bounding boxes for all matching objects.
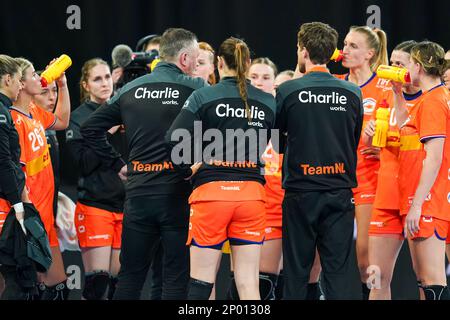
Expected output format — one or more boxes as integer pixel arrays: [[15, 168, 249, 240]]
[[134, 87, 180, 105], [298, 91, 348, 112], [215, 103, 266, 128]]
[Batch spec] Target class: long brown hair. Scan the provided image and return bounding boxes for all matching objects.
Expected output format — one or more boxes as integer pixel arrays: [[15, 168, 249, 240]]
[[350, 26, 388, 71], [218, 37, 251, 120], [79, 58, 110, 103]]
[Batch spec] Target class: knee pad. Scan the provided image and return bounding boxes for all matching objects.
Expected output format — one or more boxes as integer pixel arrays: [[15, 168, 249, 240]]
[[226, 272, 240, 300], [107, 275, 118, 300], [41, 280, 70, 300], [423, 285, 450, 300], [259, 272, 278, 300], [187, 278, 213, 300], [361, 282, 370, 300], [275, 270, 284, 300], [0, 267, 36, 300], [82, 270, 110, 300], [306, 282, 322, 300]]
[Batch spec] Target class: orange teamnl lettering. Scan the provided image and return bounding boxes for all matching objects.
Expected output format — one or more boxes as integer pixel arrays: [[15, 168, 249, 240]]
[[300, 163, 346, 175]]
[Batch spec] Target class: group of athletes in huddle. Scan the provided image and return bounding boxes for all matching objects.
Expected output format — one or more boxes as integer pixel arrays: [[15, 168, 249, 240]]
[[0, 21, 449, 300]]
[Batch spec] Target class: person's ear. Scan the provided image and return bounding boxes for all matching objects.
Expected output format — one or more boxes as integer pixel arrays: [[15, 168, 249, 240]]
[[217, 56, 223, 70], [179, 51, 188, 69], [366, 49, 375, 63], [3, 74, 12, 86], [82, 81, 89, 93], [302, 47, 309, 60]]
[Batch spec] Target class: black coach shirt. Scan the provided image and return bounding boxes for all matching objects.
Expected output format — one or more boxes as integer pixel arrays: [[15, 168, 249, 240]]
[[166, 77, 276, 189], [80, 62, 207, 199], [276, 66, 363, 192], [66, 101, 126, 212], [0, 92, 25, 204]]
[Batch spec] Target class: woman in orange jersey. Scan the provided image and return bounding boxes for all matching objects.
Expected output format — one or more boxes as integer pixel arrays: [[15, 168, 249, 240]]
[[394, 41, 450, 300], [362, 41, 422, 300], [442, 51, 450, 90], [249, 57, 281, 300], [12, 58, 70, 300], [339, 26, 390, 299]]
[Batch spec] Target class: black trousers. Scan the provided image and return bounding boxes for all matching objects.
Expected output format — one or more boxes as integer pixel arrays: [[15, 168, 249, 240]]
[[113, 194, 190, 300], [282, 188, 354, 300], [149, 238, 163, 300]]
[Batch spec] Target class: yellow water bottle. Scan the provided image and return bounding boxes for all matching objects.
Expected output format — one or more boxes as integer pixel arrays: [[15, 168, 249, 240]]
[[372, 99, 390, 148], [376, 65, 411, 83], [40, 54, 72, 87], [330, 48, 343, 62], [150, 58, 160, 71]]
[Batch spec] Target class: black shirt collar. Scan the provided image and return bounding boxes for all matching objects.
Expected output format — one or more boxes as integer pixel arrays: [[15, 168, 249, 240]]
[[0, 92, 12, 108], [153, 62, 185, 75], [85, 100, 101, 110], [221, 76, 251, 85]]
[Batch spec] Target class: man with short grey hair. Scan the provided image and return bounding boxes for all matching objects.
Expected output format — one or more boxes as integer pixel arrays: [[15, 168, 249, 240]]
[[81, 27, 207, 300]]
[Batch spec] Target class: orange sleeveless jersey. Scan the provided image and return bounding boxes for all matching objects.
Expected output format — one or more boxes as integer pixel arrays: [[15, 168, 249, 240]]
[[261, 142, 283, 228], [336, 73, 391, 201], [10, 103, 56, 221], [372, 91, 422, 210], [398, 85, 450, 220]]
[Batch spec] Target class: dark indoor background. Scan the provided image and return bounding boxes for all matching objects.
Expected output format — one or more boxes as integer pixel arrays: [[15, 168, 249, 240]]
[[1, 0, 449, 299]]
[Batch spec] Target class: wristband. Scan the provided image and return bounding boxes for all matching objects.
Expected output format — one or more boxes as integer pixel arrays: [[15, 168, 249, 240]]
[[13, 202, 24, 213]]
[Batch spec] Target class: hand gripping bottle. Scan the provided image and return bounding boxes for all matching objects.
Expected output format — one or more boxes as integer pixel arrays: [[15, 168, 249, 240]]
[[40, 54, 72, 87], [376, 65, 411, 83], [330, 48, 343, 62], [372, 99, 390, 148]]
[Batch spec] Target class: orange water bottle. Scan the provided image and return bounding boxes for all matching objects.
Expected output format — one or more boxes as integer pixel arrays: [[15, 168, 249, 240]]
[[376, 65, 411, 83], [330, 48, 343, 62], [40, 54, 72, 87], [372, 99, 390, 148]]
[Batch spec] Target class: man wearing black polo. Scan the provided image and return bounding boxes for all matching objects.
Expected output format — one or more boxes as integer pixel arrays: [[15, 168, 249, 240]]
[[276, 22, 363, 299], [80, 28, 206, 299]]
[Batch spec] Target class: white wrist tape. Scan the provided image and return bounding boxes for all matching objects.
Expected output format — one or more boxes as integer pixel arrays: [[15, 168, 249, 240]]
[[13, 202, 24, 213]]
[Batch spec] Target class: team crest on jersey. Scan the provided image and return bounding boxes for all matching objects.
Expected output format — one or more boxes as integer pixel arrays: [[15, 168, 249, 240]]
[[15, 114, 23, 125], [363, 98, 377, 115], [447, 192, 450, 204]]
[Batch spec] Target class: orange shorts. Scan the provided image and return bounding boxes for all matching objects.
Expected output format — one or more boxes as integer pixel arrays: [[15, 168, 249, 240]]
[[368, 208, 404, 239], [75, 202, 123, 249], [447, 222, 450, 245], [265, 226, 282, 241], [352, 191, 376, 206], [402, 215, 448, 241], [0, 199, 58, 247], [188, 200, 266, 248]]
